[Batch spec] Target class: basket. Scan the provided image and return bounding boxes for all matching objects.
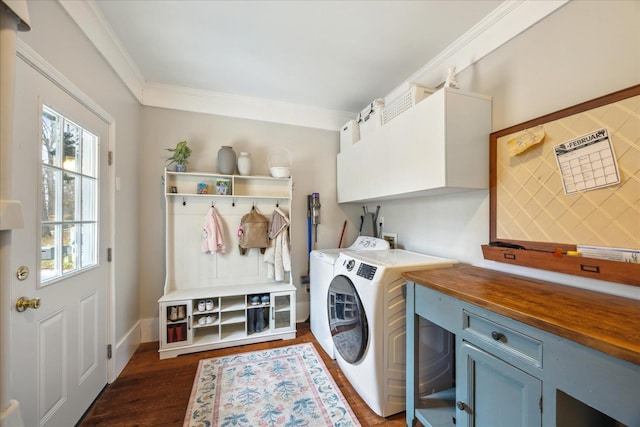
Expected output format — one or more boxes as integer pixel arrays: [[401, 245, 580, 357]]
[[268, 148, 292, 178], [381, 84, 436, 125]]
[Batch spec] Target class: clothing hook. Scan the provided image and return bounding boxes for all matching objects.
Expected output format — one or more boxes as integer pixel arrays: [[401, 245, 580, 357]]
[[211, 201, 215, 208], [276, 200, 279, 207], [232, 198, 236, 207], [182, 197, 186, 206]]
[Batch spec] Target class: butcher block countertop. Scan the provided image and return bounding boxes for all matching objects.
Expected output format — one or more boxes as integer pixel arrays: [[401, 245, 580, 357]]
[[402, 265, 640, 366]]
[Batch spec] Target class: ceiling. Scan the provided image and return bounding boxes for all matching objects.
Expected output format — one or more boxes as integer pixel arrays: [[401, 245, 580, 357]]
[[66, 1, 566, 129]]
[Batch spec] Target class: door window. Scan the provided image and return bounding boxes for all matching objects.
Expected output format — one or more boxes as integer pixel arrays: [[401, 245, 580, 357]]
[[40, 105, 98, 284]]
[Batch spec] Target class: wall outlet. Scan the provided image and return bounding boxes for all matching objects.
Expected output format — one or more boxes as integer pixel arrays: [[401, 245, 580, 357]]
[[382, 232, 397, 249]]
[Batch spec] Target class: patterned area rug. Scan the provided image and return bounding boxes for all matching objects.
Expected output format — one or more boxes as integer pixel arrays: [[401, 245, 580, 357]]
[[184, 343, 361, 427]]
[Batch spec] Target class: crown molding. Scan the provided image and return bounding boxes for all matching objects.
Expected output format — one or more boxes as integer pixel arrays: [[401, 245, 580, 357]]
[[60, 0, 568, 130], [386, 0, 569, 102], [143, 82, 354, 131], [59, 0, 145, 103]]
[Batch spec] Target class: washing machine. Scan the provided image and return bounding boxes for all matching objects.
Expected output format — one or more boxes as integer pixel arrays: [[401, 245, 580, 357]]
[[328, 250, 457, 417], [309, 236, 389, 358]]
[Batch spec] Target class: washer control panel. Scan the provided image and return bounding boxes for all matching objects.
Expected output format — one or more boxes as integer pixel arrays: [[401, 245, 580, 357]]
[[357, 263, 377, 280]]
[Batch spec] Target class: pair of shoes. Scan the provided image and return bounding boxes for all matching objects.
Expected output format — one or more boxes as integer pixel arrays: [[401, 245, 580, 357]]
[[169, 306, 178, 321], [247, 307, 269, 334], [168, 305, 187, 321], [197, 299, 215, 312], [166, 324, 185, 343]]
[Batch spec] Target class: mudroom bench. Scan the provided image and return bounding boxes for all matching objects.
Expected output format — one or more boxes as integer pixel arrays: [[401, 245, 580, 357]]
[[404, 265, 639, 427], [159, 169, 296, 359]]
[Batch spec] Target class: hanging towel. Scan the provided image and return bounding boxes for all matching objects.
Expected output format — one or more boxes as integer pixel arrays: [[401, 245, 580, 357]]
[[264, 207, 291, 281], [202, 207, 226, 254], [268, 206, 290, 239]]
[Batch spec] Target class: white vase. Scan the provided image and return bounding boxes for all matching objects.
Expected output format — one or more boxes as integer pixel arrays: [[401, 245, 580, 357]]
[[237, 152, 252, 176]]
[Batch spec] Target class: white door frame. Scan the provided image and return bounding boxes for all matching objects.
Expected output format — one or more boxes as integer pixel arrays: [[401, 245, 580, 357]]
[[16, 40, 117, 383]]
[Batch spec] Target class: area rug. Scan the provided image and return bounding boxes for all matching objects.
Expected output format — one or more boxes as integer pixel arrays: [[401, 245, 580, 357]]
[[184, 343, 361, 427]]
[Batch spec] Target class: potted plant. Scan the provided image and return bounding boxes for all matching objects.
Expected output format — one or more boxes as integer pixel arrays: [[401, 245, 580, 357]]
[[166, 140, 192, 172]]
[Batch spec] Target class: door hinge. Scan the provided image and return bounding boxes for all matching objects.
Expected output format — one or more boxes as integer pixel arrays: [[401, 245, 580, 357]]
[[539, 396, 543, 412], [107, 248, 112, 262], [107, 344, 112, 359], [108, 151, 113, 166]]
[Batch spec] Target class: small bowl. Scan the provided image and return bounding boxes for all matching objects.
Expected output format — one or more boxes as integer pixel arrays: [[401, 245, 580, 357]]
[[270, 166, 291, 178], [261, 295, 270, 304]]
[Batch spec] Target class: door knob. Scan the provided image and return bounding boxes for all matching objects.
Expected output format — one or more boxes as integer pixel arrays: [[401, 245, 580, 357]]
[[16, 297, 41, 312]]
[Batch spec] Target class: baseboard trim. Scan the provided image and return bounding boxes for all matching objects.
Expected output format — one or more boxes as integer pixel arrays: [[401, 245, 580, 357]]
[[111, 320, 141, 383]]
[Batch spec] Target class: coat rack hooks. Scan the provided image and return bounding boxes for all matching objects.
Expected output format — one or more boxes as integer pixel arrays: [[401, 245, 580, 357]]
[[232, 198, 236, 207], [182, 197, 186, 206]]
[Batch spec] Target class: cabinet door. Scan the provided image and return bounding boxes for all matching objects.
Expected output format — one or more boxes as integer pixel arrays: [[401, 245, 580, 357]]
[[271, 291, 295, 333], [457, 341, 541, 427], [160, 300, 192, 348]]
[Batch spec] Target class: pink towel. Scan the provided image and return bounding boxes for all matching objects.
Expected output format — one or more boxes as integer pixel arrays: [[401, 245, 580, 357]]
[[202, 207, 226, 254]]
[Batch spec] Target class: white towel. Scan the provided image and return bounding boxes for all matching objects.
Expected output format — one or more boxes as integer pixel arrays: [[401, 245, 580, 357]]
[[264, 208, 291, 281], [202, 207, 226, 254]]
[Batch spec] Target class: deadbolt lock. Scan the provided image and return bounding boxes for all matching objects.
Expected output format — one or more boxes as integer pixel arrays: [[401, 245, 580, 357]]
[[16, 266, 29, 281]]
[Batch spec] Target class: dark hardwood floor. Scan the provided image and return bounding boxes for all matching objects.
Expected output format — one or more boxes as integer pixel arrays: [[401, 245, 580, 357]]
[[79, 322, 409, 426]]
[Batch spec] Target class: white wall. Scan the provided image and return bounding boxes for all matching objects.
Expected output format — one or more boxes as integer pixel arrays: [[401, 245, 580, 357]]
[[139, 107, 345, 327], [18, 0, 142, 357], [343, 0, 640, 300]]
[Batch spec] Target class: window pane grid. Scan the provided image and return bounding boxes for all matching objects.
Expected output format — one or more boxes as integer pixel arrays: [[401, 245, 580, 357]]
[[40, 105, 99, 284]]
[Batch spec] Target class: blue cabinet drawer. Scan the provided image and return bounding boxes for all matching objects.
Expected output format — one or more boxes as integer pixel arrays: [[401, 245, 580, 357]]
[[463, 310, 543, 368]]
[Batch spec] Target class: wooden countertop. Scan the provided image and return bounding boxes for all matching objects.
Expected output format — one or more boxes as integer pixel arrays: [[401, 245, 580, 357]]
[[403, 265, 640, 366]]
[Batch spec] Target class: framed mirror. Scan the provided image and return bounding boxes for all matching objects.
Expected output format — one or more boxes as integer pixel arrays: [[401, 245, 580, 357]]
[[483, 85, 639, 287]]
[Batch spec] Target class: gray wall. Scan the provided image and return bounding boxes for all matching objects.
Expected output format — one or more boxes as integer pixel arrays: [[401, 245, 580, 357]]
[[18, 1, 142, 343]]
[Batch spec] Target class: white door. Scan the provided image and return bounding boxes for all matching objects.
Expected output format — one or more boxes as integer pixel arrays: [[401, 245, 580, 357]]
[[9, 57, 110, 426]]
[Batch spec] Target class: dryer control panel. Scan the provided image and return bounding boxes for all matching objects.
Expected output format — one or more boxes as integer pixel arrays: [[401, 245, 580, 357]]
[[357, 263, 377, 280]]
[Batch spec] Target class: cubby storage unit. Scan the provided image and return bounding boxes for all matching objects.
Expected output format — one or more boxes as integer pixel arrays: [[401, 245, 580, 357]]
[[159, 169, 296, 359], [337, 87, 491, 203]]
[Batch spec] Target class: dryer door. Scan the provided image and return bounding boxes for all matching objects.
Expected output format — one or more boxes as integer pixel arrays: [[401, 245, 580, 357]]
[[328, 275, 368, 364]]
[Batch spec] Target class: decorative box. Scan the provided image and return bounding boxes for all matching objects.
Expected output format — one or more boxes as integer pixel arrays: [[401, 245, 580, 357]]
[[340, 120, 360, 152]]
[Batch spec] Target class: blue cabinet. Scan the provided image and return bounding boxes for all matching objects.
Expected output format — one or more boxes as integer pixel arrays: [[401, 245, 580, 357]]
[[457, 341, 541, 426], [406, 276, 639, 427]]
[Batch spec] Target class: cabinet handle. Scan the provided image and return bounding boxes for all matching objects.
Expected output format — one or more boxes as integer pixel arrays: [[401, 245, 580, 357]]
[[491, 331, 504, 341], [456, 401, 468, 411], [188, 315, 191, 330]]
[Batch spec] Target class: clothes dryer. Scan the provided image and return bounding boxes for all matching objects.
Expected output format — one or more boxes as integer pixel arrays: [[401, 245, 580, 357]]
[[309, 236, 388, 358], [328, 250, 457, 417]]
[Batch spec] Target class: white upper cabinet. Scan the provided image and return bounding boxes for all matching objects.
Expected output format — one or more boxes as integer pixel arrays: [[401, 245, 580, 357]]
[[337, 88, 492, 203]]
